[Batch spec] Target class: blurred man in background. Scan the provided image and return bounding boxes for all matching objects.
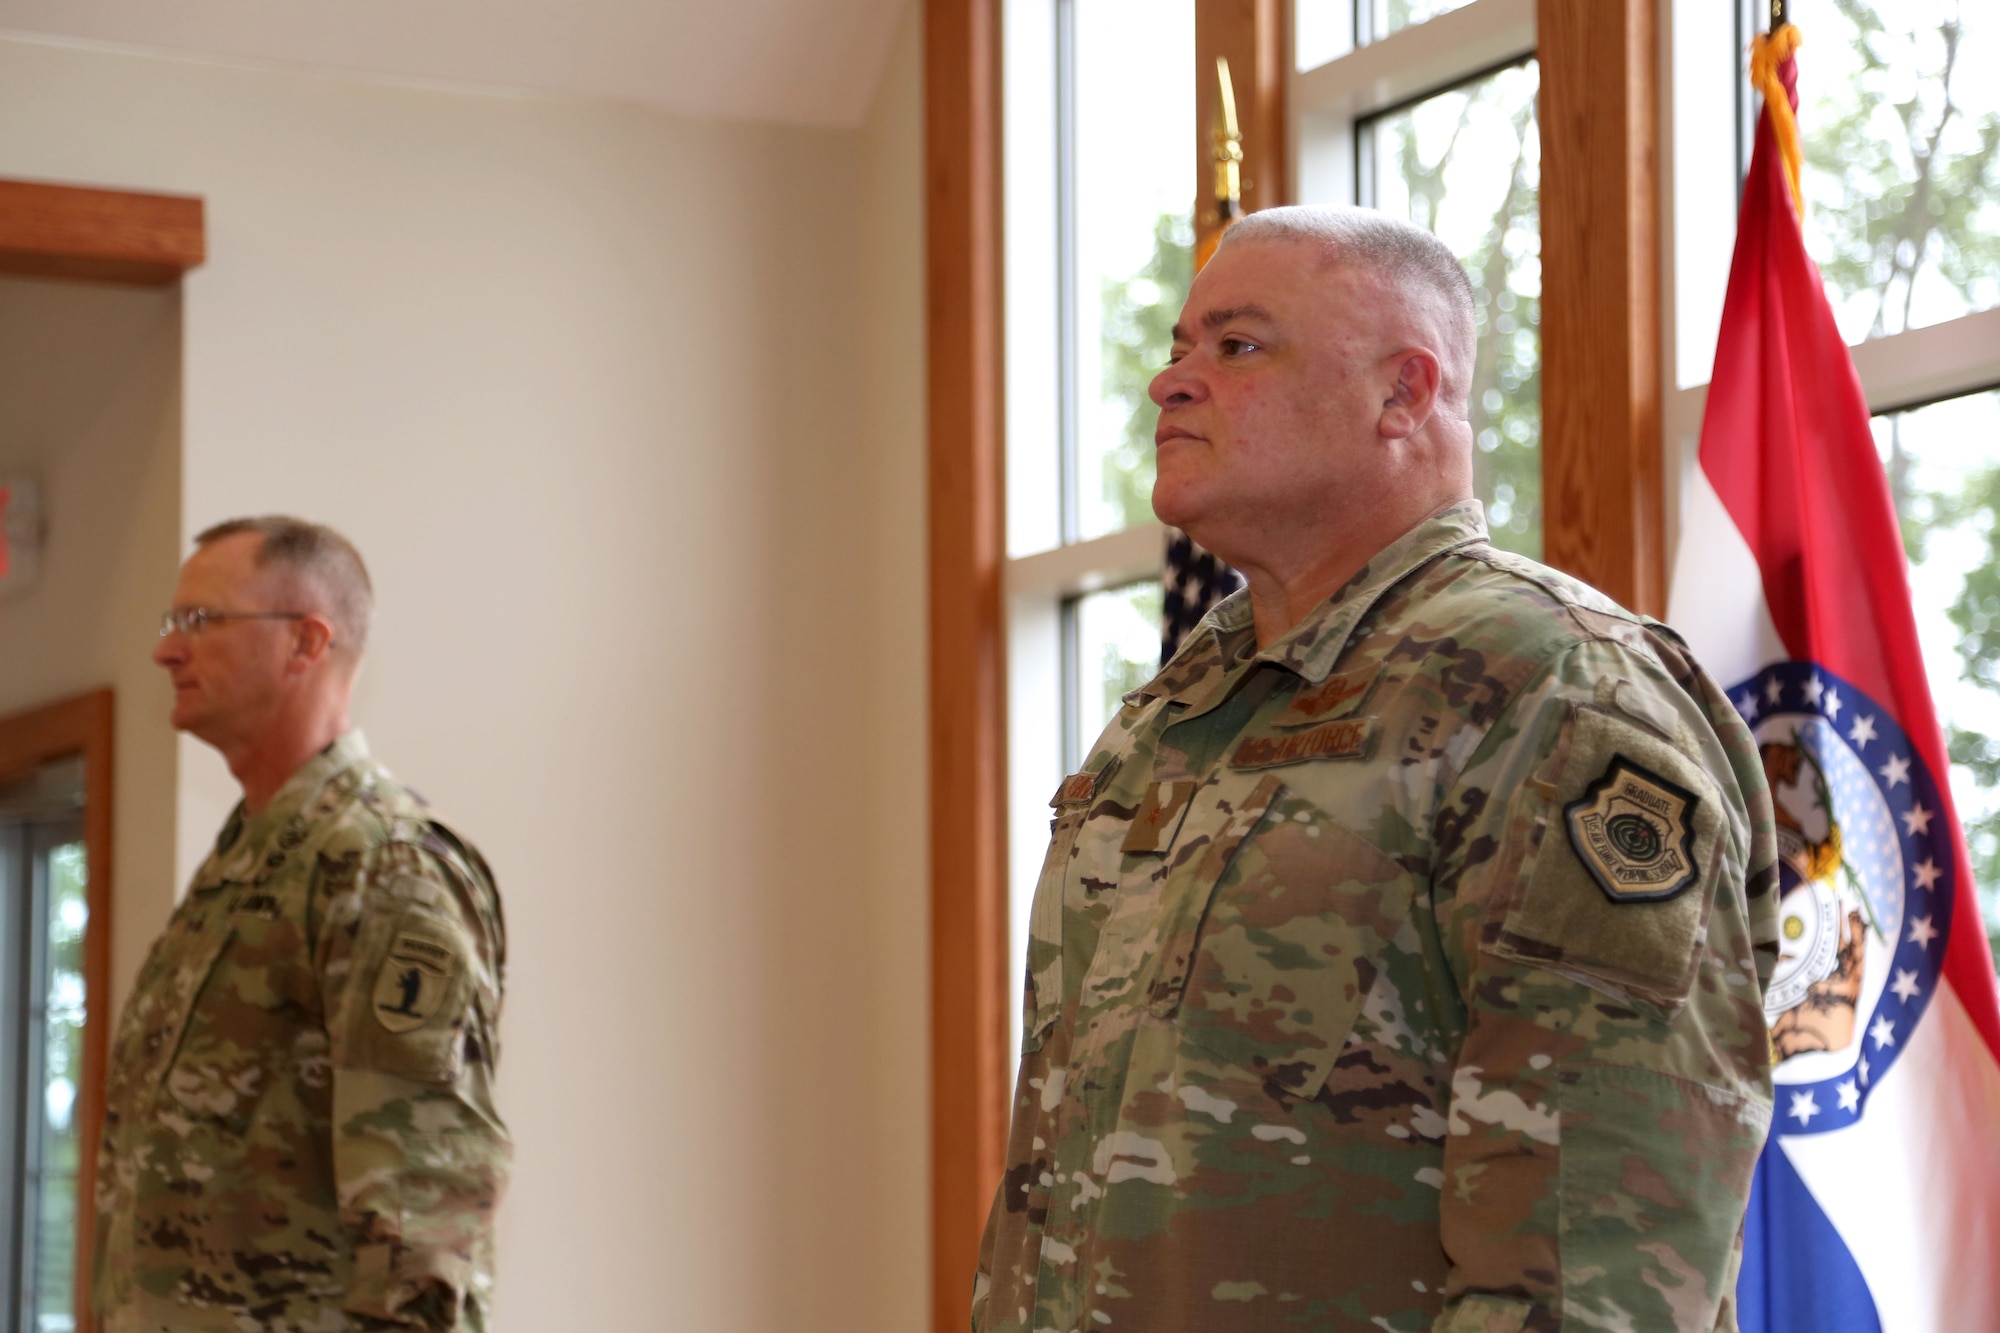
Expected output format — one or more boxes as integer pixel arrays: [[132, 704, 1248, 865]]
[[97, 516, 507, 1332]]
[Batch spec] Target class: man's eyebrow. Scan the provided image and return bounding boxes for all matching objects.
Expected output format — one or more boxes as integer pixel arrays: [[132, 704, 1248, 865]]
[[1202, 303, 1277, 330], [1170, 304, 1280, 344]]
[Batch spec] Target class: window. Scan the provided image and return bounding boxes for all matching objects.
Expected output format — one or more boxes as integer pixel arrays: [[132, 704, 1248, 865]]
[[1883, 390, 2000, 969], [1292, 0, 1542, 555], [1003, 0, 1193, 1063], [0, 757, 89, 1333]]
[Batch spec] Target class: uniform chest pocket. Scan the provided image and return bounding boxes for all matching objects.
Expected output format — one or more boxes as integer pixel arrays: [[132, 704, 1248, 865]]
[[1147, 776, 1416, 1101], [1022, 801, 1088, 1055], [115, 907, 240, 1112]]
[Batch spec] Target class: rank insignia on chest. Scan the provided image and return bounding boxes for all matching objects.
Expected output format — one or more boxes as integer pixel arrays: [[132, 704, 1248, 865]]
[[1564, 756, 1702, 903], [373, 932, 457, 1032], [1231, 716, 1378, 770], [1275, 668, 1377, 725]]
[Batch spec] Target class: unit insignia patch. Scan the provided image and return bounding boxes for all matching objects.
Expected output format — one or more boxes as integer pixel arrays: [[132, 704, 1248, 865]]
[[1563, 756, 1703, 903], [373, 931, 457, 1032]]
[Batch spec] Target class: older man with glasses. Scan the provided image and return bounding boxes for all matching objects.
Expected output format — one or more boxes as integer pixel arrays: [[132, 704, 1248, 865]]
[[96, 516, 508, 1332]]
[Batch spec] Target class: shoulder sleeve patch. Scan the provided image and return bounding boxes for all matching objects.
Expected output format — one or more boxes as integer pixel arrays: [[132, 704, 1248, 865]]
[[1486, 703, 1728, 1016], [371, 931, 459, 1033], [1564, 756, 1702, 903], [333, 907, 479, 1083]]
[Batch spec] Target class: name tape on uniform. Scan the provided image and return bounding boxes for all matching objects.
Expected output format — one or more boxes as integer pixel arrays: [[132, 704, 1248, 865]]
[[1231, 717, 1378, 770]]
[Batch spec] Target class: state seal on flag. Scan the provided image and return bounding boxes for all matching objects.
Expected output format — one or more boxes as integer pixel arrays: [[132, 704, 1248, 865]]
[[1731, 660, 1956, 1135]]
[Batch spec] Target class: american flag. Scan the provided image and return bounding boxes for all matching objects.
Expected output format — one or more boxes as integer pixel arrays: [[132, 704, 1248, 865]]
[[1161, 526, 1241, 666]]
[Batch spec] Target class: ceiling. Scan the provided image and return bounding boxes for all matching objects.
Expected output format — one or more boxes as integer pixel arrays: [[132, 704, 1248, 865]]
[[0, 0, 910, 129]]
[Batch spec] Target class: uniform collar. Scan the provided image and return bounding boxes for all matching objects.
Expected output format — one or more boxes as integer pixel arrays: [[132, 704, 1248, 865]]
[[1135, 500, 1488, 710], [212, 730, 371, 871], [1257, 499, 1488, 685]]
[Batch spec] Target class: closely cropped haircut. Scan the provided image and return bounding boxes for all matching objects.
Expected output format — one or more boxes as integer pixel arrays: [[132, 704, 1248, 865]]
[[195, 516, 374, 655], [1217, 205, 1478, 406]]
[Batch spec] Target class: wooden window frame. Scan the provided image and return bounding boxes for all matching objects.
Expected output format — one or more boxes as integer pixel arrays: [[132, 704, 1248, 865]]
[[927, 0, 1660, 1321], [0, 689, 115, 1330]]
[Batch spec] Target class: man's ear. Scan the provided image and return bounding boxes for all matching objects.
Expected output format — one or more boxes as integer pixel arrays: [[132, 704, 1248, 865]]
[[1378, 350, 1443, 441], [288, 616, 337, 673]]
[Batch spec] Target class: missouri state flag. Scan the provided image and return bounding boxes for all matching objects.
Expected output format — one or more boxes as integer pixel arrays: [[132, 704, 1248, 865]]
[[1665, 24, 2000, 1333]]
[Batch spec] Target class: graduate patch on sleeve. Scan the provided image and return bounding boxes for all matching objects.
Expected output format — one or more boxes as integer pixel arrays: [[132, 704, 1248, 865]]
[[372, 931, 458, 1033], [1563, 757, 1702, 903], [1485, 702, 1728, 1017]]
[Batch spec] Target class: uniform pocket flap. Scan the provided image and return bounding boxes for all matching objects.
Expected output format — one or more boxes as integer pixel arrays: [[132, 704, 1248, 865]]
[[1486, 704, 1726, 1017], [1157, 782, 1415, 1101]]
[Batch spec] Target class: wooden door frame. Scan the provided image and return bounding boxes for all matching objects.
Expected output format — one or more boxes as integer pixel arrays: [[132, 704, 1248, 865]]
[[0, 174, 201, 1329], [0, 689, 114, 1330], [0, 178, 204, 286]]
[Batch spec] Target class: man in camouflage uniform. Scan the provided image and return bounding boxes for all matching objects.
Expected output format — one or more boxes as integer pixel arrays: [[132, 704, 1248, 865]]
[[97, 517, 507, 1331], [974, 208, 1778, 1332]]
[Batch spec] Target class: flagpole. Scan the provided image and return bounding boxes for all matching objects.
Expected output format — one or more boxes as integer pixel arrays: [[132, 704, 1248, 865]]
[[1770, 0, 1787, 30]]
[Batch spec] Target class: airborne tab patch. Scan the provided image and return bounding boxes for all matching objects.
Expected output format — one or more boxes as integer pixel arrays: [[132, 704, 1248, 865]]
[[1232, 717, 1378, 770], [1564, 756, 1702, 903], [372, 931, 458, 1033]]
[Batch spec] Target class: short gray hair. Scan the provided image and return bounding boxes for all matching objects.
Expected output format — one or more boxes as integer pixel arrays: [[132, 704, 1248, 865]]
[[195, 515, 373, 654], [1218, 206, 1476, 397]]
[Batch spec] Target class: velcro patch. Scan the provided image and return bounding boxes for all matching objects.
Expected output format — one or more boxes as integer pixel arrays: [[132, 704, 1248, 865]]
[[1487, 703, 1725, 1016], [372, 932, 458, 1033], [1232, 717, 1377, 770], [1050, 768, 1104, 808], [1564, 756, 1702, 903], [1275, 669, 1376, 726], [1121, 780, 1197, 854]]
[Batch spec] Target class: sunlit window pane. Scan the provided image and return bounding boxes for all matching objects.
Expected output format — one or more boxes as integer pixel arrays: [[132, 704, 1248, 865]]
[[1880, 387, 2000, 971], [1068, 581, 1164, 767], [1074, 0, 1194, 542], [1363, 60, 1543, 558], [1294, 0, 1350, 70], [1361, 0, 1477, 42], [1793, 0, 2000, 342], [33, 841, 85, 1333]]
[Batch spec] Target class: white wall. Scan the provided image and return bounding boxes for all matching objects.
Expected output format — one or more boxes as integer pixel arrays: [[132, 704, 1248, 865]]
[[0, 9, 930, 1328], [0, 277, 183, 1016]]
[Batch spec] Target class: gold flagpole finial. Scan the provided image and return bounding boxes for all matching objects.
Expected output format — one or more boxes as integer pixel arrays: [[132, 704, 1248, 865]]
[[1197, 56, 1245, 271]]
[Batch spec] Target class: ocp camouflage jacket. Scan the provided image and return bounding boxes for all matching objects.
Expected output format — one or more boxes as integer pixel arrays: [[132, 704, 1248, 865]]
[[974, 501, 1779, 1333], [94, 733, 508, 1332]]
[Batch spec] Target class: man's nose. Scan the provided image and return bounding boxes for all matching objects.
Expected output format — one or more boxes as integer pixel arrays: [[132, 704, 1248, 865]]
[[1149, 355, 1205, 410], [152, 633, 186, 668]]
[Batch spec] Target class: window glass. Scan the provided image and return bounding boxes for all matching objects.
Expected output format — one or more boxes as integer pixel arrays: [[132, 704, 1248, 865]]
[[1294, 0, 1350, 70], [1362, 60, 1543, 558], [31, 839, 85, 1333], [1360, 0, 1477, 42], [1068, 581, 1164, 767], [1881, 387, 2000, 970], [1794, 0, 2000, 342], [1073, 0, 1195, 541]]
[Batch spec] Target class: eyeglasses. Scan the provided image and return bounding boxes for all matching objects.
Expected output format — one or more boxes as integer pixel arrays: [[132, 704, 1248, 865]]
[[158, 608, 308, 638]]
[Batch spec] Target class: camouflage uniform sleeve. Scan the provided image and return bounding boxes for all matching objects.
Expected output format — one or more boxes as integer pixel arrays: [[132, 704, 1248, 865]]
[[1427, 638, 1774, 1333], [319, 835, 509, 1330]]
